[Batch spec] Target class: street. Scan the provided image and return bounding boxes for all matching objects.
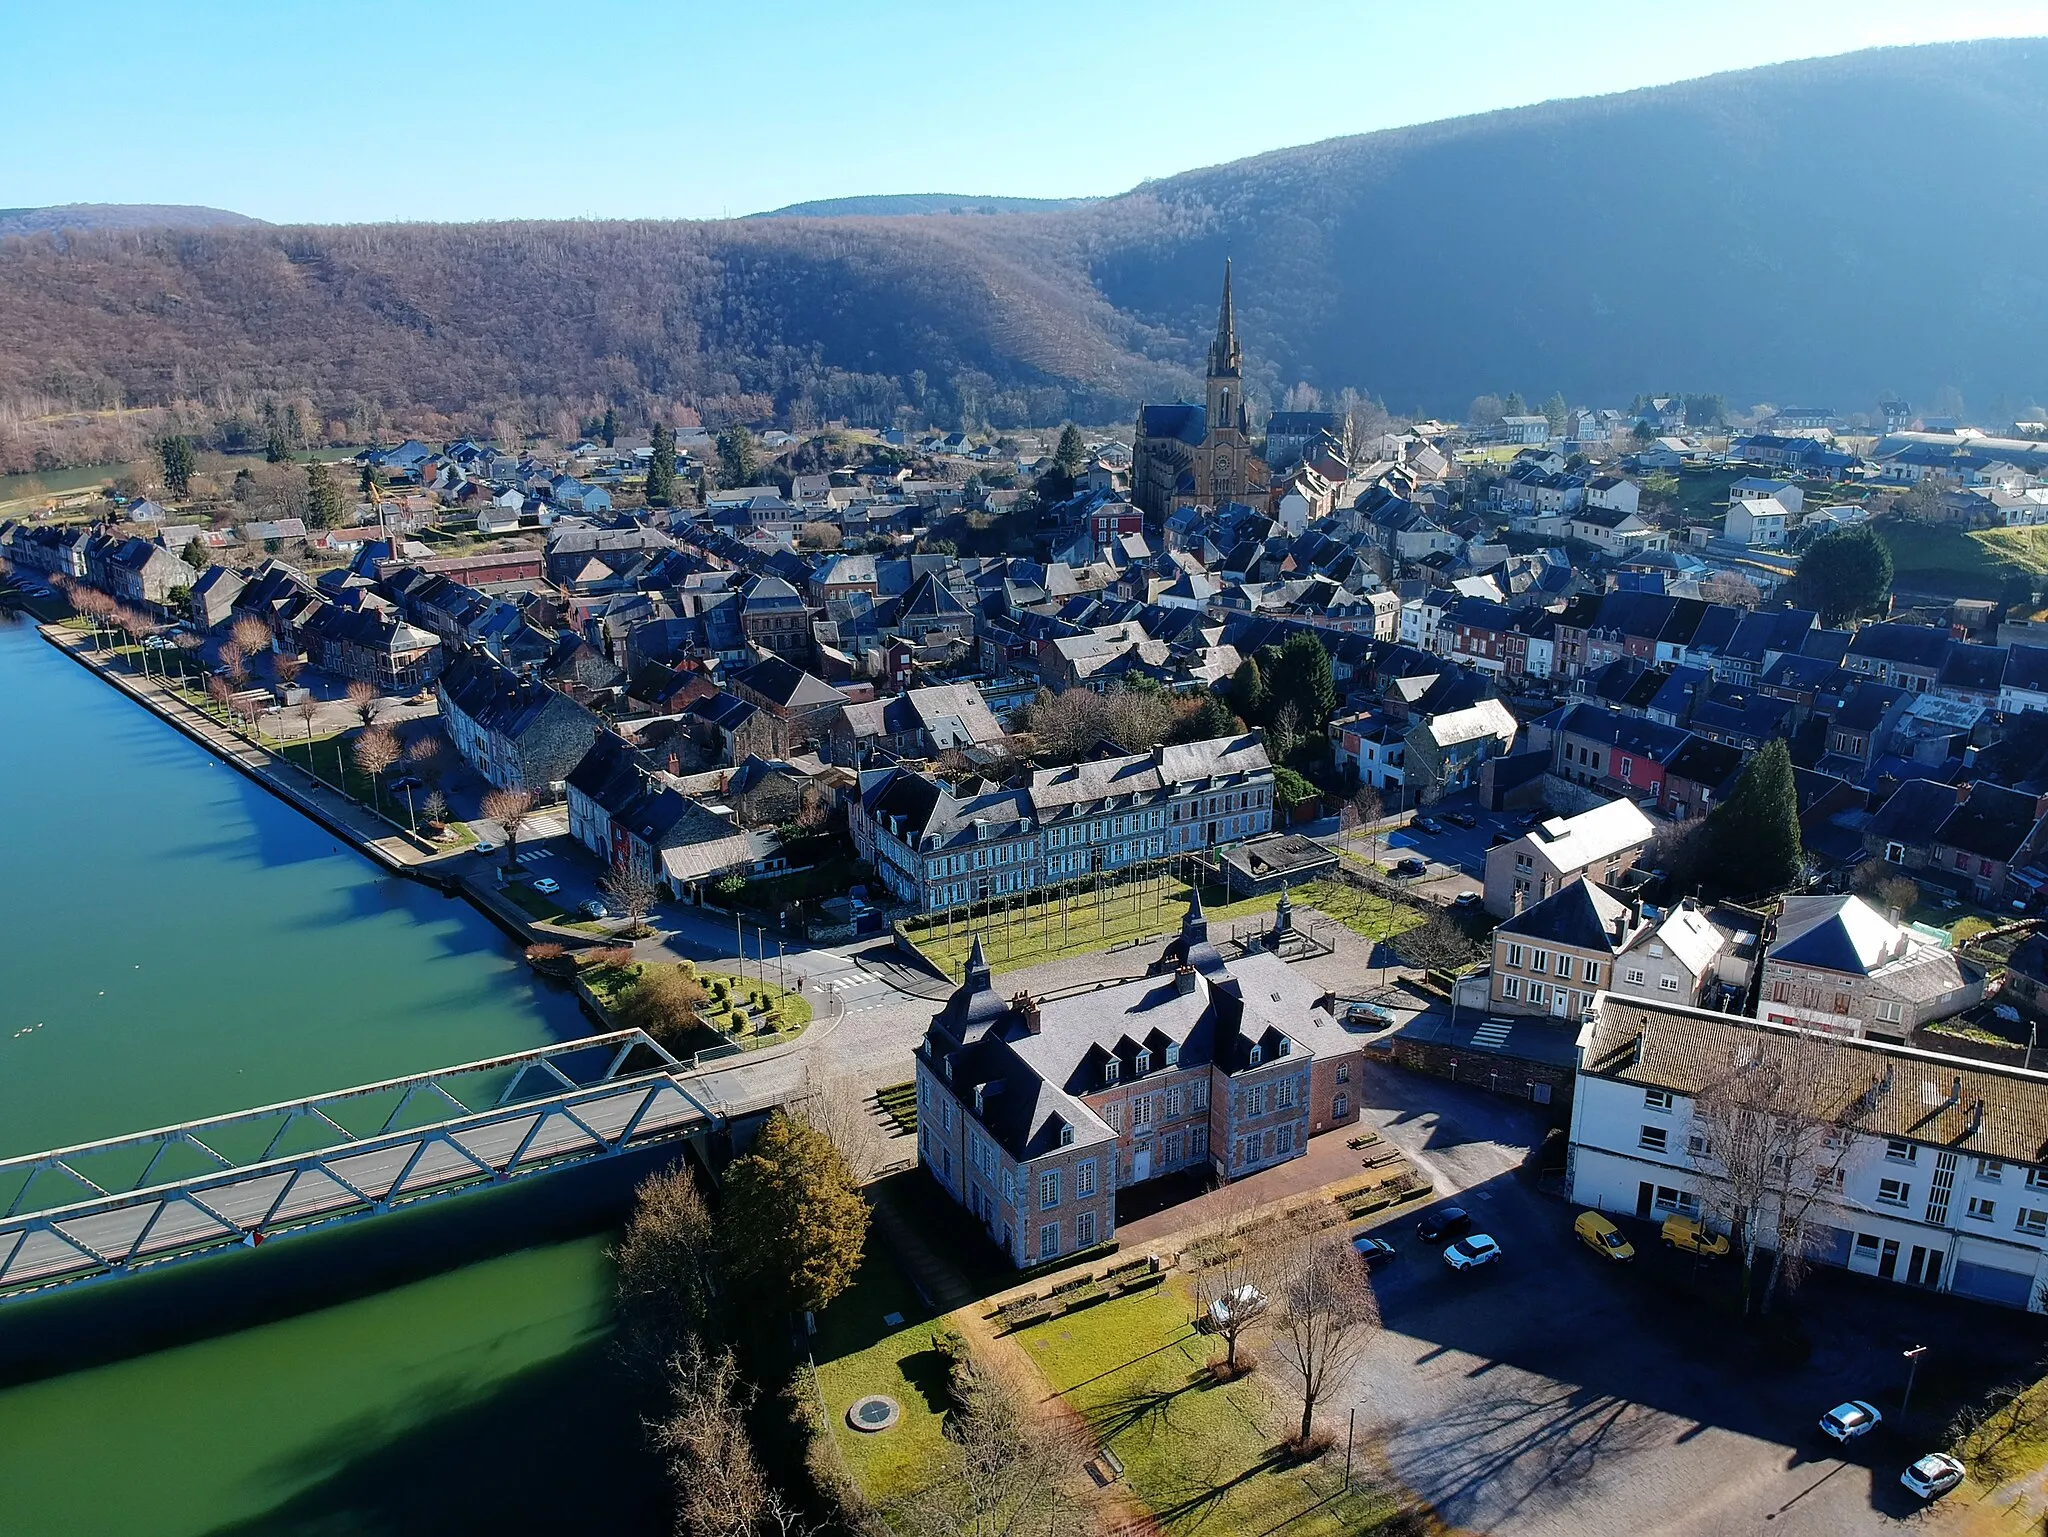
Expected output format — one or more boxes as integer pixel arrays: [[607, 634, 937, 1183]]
[[1351, 1066, 2043, 1537]]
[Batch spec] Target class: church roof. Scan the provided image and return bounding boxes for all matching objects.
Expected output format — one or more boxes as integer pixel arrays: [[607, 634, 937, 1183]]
[[1138, 403, 1207, 447]]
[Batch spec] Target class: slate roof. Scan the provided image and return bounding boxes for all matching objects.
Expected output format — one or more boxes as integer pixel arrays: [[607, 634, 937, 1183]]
[[1848, 623, 1954, 672], [1580, 997, 2048, 1167], [1496, 878, 1644, 951], [1933, 783, 2041, 863]]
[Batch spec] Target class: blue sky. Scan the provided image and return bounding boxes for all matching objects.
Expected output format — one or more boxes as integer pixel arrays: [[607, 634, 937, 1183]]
[[6, 0, 2045, 224]]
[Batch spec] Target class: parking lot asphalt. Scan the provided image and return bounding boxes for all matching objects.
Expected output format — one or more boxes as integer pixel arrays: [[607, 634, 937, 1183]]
[[1353, 1065, 2047, 1537]]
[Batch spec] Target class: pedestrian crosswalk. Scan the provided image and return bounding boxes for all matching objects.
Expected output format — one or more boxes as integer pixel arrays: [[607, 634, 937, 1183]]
[[514, 848, 553, 865], [820, 971, 879, 992], [1469, 1019, 1513, 1050]]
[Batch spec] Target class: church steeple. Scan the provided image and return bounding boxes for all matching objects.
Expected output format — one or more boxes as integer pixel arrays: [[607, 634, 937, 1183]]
[[1208, 259, 1241, 380]]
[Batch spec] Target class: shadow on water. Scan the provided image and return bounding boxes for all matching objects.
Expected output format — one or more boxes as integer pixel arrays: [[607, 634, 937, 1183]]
[[0, 1145, 687, 1389], [196, 1341, 666, 1537]]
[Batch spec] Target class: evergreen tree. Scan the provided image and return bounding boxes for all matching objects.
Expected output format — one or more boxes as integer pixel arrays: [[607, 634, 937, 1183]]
[[1173, 692, 1240, 743], [1267, 631, 1338, 729], [1541, 392, 1569, 434], [601, 405, 618, 447], [304, 460, 345, 530], [1792, 525, 1892, 625], [1501, 391, 1528, 418], [1702, 738, 1803, 898], [718, 1113, 868, 1315], [158, 435, 196, 497], [183, 538, 212, 573], [264, 424, 291, 464], [717, 425, 760, 489], [1228, 656, 1268, 725], [645, 424, 676, 507], [1053, 423, 1087, 476]]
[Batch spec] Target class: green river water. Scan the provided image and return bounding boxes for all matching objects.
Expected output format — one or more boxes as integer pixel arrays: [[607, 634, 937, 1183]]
[[0, 619, 662, 1534]]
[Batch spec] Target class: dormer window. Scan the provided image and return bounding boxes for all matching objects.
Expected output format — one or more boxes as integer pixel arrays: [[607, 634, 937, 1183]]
[[1135, 1049, 1152, 1076], [1165, 1043, 1180, 1068], [1274, 1038, 1289, 1058], [1247, 1045, 1262, 1068], [1059, 1124, 1074, 1147], [1102, 1060, 1119, 1087]]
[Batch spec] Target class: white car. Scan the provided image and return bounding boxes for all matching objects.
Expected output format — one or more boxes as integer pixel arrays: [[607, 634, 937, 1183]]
[[1443, 1235, 1502, 1271], [1819, 1401, 1882, 1442], [531, 877, 562, 895], [1900, 1453, 1964, 1499], [1208, 1285, 1266, 1330]]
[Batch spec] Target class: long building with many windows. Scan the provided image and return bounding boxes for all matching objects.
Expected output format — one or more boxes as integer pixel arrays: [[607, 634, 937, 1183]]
[[915, 898, 1363, 1268], [1569, 993, 2048, 1310], [851, 734, 1272, 913]]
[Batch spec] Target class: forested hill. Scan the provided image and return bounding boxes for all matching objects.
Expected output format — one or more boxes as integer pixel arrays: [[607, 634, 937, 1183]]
[[5, 39, 2048, 450], [751, 193, 1095, 218], [0, 204, 263, 237]]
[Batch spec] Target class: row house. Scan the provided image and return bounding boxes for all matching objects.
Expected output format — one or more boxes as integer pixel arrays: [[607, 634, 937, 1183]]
[[437, 647, 603, 796], [1488, 880, 1732, 1017], [1548, 704, 1689, 802], [1569, 996, 2048, 1309], [851, 734, 1272, 913], [1482, 796, 1656, 918], [915, 904, 1361, 1269], [300, 604, 444, 692]]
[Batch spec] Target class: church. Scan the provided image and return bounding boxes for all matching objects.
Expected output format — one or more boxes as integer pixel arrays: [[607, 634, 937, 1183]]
[[1130, 261, 1257, 518]]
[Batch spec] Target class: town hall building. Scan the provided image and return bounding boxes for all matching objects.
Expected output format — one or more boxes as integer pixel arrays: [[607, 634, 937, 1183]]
[[1131, 262, 1257, 517]]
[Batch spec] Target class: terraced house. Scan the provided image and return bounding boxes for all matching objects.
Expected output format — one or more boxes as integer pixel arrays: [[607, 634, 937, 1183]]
[[915, 899, 1362, 1268], [851, 734, 1272, 912]]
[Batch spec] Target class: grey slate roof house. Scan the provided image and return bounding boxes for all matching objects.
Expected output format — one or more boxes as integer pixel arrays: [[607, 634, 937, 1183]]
[[437, 648, 603, 795]]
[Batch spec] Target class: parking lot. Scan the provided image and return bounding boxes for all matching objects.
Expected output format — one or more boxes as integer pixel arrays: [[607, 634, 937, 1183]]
[[1354, 1066, 2047, 1536], [1371, 791, 1531, 898]]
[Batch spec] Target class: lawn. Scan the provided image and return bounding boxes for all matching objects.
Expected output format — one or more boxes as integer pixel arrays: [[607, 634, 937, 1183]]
[[582, 963, 812, 1050], [499, 882, 568, 922], [908, 870, 1422, 980], [1013, 1277, 1407, 1535], [811, 1229, 957, 1510], [1874, 515, 2046, 599]]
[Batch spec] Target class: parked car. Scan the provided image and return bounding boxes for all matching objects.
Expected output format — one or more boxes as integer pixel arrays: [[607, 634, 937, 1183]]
[[531, 877, 562, 895], [1414, 816, 1445, 835], [1900, 1453, 1965, 1499], [1451, 892, 1483, 911], [1444, 811, 1477, 829], [1344, 1001, 1395, 1028], [579, 899, 610, 919], [473, 841, 496, 855], [1443, 1235, 1502, 1271], [1393, 857, 1428, 879], [1573, 1211, 1635, 1263], [387, 775, 423, 792], [1820, 1401, 1882, 1442], [1351, 1235, 1398, 1269], [1417, 1206, 1473, 1244], [1208, 1285, 1266, 1331], [1660, 1213, 1729, 1256]]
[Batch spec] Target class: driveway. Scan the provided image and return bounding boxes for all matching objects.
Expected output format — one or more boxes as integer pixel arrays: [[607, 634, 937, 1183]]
[[1353, 1065, 2045, 1536]]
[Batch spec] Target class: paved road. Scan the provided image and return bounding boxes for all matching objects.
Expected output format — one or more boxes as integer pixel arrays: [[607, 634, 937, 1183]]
[[1352, 1067, 2036, 1537]]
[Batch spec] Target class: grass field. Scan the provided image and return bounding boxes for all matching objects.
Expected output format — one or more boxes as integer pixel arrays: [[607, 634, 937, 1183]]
[[811, 1230, 955, 1510], [1876, 515, 2048, 599], [1014, 1276, 1408, 1535], [907, 871, 1423, 979], [582, 963, 812, 1050]]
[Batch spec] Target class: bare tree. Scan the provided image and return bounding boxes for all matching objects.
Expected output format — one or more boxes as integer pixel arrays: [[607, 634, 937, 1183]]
[[653, 1338, 780, 1537], [353, 724, 401, 807], [345, 678, 381, 729], [792, 1068, 889, 1187], [231, 690, 267, 740], [600, 859, 662, 936], [205, 672, 235, 722], [1192, 1196, 1277, 1377], [294, 692, 322, 744], [1267, 1211, 1382, 1448], [1687, 1030, 1856, 1315], [1269, 699, 1304, 762], [273, 652, 303, 688], [405, 731, 445, 783], [1348, 785, 1383, 861], [1392, 912, 1482, 974], [230, 614, 272, 659], [905, 1352, 1092, 1537], [479, 785, 536, 868], [217, 639, 248, 687]]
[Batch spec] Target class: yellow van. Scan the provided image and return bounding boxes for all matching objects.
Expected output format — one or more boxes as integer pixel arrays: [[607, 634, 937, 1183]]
[[1573, 1210, 1636, 1262], [1660, 1213, 1729, 1256]]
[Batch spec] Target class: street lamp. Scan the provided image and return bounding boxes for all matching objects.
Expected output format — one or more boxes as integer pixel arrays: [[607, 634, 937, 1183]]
[[1901, 1344, 1927, 1420]]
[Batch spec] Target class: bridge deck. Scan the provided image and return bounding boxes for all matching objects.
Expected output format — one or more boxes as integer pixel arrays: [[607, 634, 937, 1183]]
[[0, 1031, 721, 1299]]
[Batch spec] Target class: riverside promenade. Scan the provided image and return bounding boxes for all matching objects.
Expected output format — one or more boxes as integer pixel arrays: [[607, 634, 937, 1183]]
[[40, 625, 453, 881]]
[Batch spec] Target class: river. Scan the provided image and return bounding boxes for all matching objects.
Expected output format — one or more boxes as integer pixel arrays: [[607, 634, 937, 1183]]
[[0, 619, 663, 1535]]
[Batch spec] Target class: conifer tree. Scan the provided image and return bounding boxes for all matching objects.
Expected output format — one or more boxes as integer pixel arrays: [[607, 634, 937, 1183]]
[[1703, 738, 1803, 898]]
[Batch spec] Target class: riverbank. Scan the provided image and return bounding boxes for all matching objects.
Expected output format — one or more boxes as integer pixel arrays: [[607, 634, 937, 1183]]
[[40, 624, 455, 882]]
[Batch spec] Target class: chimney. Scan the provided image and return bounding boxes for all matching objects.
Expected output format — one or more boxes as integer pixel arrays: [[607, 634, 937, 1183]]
[[1629, 898, 1643, 930], [1011, 991, 1041, 1034], [1968, 1098, 1985, 1137], [1175, 965, 1199, 996], [1949, 1074, 1964, 1108], [1612, 913, 1627, 946]]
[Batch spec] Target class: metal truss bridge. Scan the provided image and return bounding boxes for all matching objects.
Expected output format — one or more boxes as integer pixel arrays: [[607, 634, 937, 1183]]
[[0, 1031, 726, 1301]]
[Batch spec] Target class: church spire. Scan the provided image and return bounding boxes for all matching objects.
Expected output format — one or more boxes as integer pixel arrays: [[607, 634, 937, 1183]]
[[1209, 259, 1241, 380]]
